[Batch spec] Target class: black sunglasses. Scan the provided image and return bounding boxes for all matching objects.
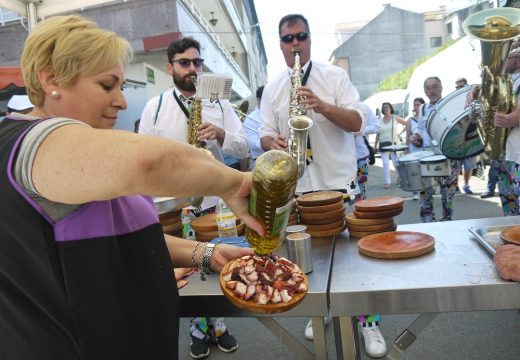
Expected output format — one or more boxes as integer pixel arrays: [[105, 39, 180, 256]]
[[171, 58, 205, 67], [280, 32, 309, 43]]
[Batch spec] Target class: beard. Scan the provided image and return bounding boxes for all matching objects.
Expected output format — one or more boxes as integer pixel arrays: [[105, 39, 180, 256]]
[[173, 72, 197, 92]]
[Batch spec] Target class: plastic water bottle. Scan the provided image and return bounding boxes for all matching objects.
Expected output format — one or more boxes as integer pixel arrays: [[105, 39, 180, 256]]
[[216, 198, 238, 238]]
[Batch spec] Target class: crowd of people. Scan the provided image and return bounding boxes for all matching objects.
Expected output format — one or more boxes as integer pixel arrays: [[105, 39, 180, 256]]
[[1, 10, 519, 360]]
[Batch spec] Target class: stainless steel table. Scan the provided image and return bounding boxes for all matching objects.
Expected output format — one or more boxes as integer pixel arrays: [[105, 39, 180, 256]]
[[178, 235, 335, 359], [329, 216, 520, 360]]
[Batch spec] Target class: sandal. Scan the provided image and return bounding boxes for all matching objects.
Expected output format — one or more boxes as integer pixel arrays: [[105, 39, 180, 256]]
[[384, 184, 391, 190]]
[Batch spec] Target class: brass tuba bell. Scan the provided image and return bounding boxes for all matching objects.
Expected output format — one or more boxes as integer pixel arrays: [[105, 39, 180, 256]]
[[463, 7, 520, 160]]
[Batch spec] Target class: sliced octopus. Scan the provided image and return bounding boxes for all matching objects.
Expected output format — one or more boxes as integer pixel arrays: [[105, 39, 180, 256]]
[[222, 254, 307, 305]]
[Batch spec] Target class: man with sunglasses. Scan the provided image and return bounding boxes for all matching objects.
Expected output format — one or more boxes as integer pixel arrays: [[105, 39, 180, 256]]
[[139, 37, 247, 359], [260, 14, 389, 359]]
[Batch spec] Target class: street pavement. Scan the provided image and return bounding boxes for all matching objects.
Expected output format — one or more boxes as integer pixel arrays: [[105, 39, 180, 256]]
[[178, 156, 520, 360]]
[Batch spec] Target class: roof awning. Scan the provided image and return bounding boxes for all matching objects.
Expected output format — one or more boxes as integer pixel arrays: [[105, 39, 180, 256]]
[[0, 66, 26, 101]]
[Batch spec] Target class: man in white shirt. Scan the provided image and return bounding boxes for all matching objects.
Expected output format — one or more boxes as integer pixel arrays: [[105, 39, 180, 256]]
[[260, 14, 365, 195], [259, 13, 388, 358], [139, 37, 246, 359], [243, 86, 265, 170]]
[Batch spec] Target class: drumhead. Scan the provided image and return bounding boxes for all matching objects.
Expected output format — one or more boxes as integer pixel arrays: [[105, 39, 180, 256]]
[[420, 155, 447, 164], [382, 144, 408, 152], [427, 87, 484, 159], [398, 150, 435, 162]]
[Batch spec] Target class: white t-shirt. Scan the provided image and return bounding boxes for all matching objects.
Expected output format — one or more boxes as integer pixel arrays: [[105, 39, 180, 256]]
[[260, 60, 366, 193]]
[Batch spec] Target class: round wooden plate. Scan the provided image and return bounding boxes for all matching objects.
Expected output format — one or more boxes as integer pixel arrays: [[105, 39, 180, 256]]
[[219, 260, 308, 314], [500, 226, 520, 245], [162, 221, 184, 234], [159, 208, 182, 221], [300, 215, 345, 225], [354, 196, 404, 212], [357, 231, 435, 259], [347, 221, 395, 232], [348, 226, 397, 239], [196, 223, 246, 238], [160, 215, 182, 226], [297, 201, 344, 214], [307, 225, 346, 238], [346, 213, 394, 226], [299, 206, 345, 220], [297, 191, 344, 207], [305, 219, 345, 231], [353, 207, 403, 219], [191, 214, 242, 233]]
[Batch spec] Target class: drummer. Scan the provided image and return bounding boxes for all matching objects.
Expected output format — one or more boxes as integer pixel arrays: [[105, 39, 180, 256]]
[[413, 76, 460, 222], [405, 97, 426, 200]]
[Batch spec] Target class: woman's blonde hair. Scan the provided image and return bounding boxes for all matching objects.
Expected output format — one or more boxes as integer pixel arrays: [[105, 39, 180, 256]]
[[20, 15, 133, 107]]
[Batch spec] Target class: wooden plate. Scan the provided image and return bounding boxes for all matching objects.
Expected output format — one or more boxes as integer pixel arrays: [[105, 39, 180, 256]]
[[191, 214, 242, 233], [297, 201, 344, 214], [300, 216, 345, 225], [348, 226, 397, 239], [500, 226, 520, 245], [354, 196, 404, 212], [347, 221, 395, 232], [297, 191, 344, 207], [299, 206, 345, 220], [289, 213, 298, 223], [345, 213, 394, 226], [160, 215, 182, 226], [159, 208, 182, 221], [196, 222, 245, 237], [305, 219, 345, 231], [357, 231, 435, 259], [353, 207, 403, 219], [162, 221, 184, 234], [219, 259, 308, 314], [307, 225, 346, 238]]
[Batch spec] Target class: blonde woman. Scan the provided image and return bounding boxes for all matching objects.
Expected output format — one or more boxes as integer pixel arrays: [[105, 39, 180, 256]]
[[0, 15, 262, 359]]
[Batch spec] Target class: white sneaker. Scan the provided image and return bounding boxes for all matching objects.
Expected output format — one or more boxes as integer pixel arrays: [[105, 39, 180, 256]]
[[412, 193, 419, 200], [304, 320, 314, 340], [361, 325, 387, 358], [304, 314, 332, 341]]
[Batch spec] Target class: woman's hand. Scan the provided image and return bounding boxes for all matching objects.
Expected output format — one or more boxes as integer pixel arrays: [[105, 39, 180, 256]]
[[221, 172, 265, 237], [210, 244, 255, 272]]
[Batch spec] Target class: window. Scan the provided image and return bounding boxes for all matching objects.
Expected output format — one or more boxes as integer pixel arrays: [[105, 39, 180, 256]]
[[430, 36, 442, 48]]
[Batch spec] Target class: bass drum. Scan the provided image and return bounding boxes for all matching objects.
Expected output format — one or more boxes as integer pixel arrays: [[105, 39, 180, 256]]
[[427, 86, 484, 160], [396, 151, 436, 192]]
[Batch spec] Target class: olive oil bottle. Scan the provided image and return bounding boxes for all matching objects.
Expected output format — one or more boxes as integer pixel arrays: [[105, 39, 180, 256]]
[[246, 150, 298, 255]]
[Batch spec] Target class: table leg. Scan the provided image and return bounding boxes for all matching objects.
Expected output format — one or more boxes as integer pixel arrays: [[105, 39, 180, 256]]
[[386, 312, 438, 360], [333, 316, 360, 360], [256, 317, 316, 360], [312, 316, 328, 359]]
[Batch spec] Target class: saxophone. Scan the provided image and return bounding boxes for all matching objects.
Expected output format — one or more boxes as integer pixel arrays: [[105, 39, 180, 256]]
[[288, 50, 313, 178], [463, 8, 520, 160], [187, 76, 214, 158]]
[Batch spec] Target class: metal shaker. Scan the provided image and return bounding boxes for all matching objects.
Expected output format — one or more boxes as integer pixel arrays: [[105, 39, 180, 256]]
[[285, 232, 313, 273]]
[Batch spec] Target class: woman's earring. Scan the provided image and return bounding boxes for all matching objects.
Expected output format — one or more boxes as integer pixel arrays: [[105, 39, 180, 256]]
[[51, 90, 58, 97]]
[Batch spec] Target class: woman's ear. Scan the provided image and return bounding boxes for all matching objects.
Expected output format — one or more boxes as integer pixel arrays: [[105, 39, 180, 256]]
[[37, 68, 58, 96]]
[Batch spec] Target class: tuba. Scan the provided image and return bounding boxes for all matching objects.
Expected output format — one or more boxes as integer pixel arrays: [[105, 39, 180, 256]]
[[288, 50, 313, 178], [187, 76, 214, 158], [463, 8, 520, 160]]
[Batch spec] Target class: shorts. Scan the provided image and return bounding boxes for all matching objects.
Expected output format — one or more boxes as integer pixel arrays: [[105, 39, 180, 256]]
[[462, 157, 476, 170]]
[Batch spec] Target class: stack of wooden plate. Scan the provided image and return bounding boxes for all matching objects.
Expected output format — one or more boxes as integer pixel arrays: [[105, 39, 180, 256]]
[[159, 209, 183, 237], [346, 196, 403, 238], [288, 198, 298, 226], [190, 213, 245, 242], [297, 191, 346, 238]]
